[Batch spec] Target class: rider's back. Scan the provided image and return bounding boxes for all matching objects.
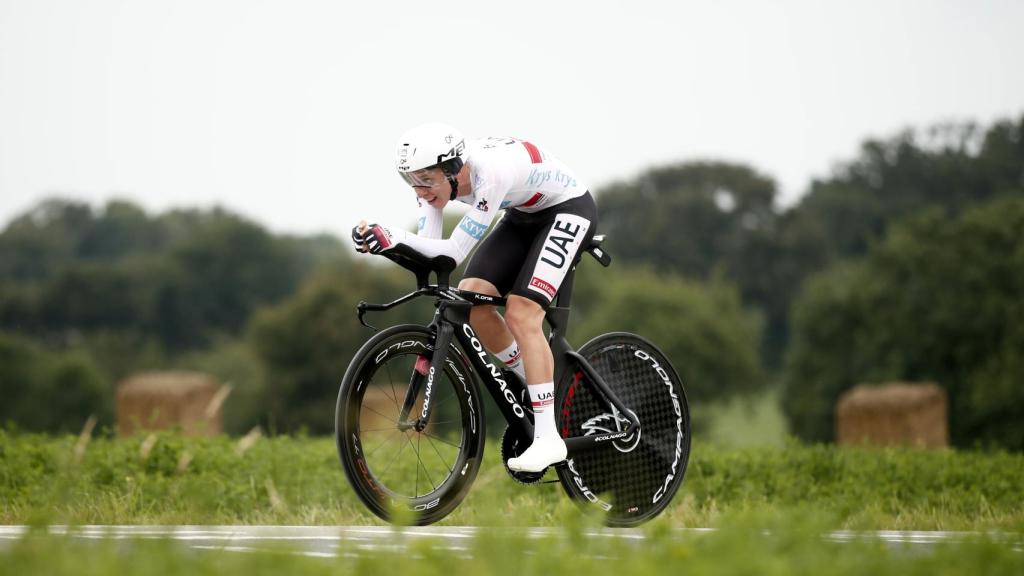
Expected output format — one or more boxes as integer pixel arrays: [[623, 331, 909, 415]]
[[462, 137, 590, 213]]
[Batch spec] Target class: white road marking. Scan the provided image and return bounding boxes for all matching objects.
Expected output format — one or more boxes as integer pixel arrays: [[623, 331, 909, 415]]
[[0, 525, 1019, 556]]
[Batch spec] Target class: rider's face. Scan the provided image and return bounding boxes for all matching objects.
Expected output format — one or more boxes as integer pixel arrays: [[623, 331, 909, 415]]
[[410, 168, 452, 208]]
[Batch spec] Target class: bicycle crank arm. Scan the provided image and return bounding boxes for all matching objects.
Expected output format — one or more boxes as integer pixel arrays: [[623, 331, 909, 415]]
[[563, 422, 640, 455]]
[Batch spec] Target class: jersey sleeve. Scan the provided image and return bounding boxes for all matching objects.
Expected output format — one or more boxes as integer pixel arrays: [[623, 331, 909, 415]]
[[397, 203, 497, 265], [416, 199, 443, 239], [393, 172, 511, 265]]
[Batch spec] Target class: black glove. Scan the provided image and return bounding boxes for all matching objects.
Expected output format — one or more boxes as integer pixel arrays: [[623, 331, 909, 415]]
[[351, 226, 368, 253], [362, 224, 394, 254]]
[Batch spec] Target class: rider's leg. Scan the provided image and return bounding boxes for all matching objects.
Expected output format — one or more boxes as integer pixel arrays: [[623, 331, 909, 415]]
[[458, 277, 526, 381], [503, 295, 553, 384], [504, 294, 566, 472]]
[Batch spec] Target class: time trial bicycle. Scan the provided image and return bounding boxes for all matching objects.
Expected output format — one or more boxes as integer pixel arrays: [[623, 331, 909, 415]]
[[335, 235, 691, 526]]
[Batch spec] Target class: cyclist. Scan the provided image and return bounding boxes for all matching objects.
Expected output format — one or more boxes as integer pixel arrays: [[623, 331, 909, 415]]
[[351, 123, 597, 473]]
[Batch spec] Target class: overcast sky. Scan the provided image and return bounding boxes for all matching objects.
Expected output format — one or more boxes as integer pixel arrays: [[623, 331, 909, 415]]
[[2, 0, 1023, 236]]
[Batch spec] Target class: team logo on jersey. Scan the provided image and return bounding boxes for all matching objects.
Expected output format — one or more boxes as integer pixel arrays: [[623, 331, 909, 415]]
[[529, 277, 557, 298], [476, 199, 489, 212], [541, 217, 585, 269], [458, 216, 488, 240]]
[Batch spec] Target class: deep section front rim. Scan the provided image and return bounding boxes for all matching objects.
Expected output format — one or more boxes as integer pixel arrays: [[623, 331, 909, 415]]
[[336, 325, 484, 525]]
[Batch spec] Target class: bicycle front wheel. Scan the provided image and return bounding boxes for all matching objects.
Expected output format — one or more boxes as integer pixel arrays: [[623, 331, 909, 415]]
[[555, 332, 691, 526], [336, 325, 485, 525]]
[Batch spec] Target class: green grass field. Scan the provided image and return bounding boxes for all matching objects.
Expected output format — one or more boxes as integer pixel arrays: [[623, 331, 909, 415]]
[[2, 429, 1022, 574], [2, 429, 1022, 530]]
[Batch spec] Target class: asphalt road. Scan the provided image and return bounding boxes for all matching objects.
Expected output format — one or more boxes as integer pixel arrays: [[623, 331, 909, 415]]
[[2, 525, 1020, 558]]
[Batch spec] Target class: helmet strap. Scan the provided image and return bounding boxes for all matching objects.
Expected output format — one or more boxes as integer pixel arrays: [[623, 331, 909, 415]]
[[442, 159, 462, 201], [447, 172, 459, 201]]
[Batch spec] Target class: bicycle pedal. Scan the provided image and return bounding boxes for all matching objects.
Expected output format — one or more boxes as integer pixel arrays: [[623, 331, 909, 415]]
[[508, 469, 546, 485]]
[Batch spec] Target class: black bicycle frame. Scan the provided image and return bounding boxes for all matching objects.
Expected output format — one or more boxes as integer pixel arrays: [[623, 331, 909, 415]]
[[358, 242, 637, 457]]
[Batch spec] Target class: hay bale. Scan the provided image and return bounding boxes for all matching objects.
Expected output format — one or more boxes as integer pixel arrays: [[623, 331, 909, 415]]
[[117, 371, 225, 437], [836, 383, 948, 448]]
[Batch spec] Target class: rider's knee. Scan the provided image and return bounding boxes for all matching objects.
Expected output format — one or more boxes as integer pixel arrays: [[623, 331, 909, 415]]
[[458, 277, 499, 294], [469, 304, 499, 327], [505, 295, 545, 337]]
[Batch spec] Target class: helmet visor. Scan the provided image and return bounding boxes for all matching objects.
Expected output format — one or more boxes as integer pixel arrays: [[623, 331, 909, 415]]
[[398, 167, 445, 188]]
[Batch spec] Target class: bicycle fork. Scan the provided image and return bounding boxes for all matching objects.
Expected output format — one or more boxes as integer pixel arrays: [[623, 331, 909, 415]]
[[398, 299, 534, 436], [397, 321, 454, 432]]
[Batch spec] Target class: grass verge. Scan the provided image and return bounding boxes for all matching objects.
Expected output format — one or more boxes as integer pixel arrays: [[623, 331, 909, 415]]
[[1, 429, 1022, 530]]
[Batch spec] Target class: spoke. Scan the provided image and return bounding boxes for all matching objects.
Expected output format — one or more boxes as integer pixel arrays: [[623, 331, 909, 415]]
[[360, 425, 403, 434], [423, 431, 463, 450], [366, 428, 403, 458], [430, 390, 455, 410], [384, 361, 401, 418], [424, 433, 453, 473], [426, 419, 458, 426], [361, 403, 397, 423], [379, 431, 409, 478], [402, 431, 437, 498], [389, 364, 404, 411], [414, 433, 438, 493]]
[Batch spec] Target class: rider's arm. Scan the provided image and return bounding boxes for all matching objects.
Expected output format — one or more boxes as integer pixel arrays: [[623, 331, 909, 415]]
[[389, 203, 497, 265], [379, 172, 510, 264], [417, 200, 443, 239], [363, 159, 516, 263], [398, 165, 518, 263]]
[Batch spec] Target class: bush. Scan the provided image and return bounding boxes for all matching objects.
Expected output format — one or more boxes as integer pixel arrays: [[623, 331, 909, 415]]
[[0, 332, 111, 432]]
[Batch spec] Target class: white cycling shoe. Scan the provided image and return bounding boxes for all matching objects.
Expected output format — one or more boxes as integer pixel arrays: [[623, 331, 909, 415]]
[[507, 437, 567, 473]]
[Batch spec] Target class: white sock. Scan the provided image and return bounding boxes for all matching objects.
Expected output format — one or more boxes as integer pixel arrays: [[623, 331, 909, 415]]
[[529, 382, 556, 440], [495, 341, 526, 382], [508, 381, 566, 473]]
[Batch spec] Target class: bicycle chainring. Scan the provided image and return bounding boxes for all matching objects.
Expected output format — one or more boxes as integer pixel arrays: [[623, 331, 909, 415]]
[[500, 425, 546, 485]]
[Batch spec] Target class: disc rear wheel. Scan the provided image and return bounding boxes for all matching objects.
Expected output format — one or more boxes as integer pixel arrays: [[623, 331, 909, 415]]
[[555, 332, 691, 526]]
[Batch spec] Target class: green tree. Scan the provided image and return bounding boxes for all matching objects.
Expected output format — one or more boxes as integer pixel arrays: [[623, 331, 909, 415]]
[[250, 261, 427, 433], [598, 161, 778, 278], [0, 199, 93, 282], [0, 332, 110, 432], [570, 263, 764, 404], [783, 197, 1024, 449]]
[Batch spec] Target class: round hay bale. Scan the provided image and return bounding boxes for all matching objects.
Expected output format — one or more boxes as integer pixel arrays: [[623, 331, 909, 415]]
[[117, 371, 224, 437], [836, 383, 948, 448]]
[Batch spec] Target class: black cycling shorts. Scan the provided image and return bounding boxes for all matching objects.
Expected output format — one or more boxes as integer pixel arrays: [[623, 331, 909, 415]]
[[464, 191, 598, 307]]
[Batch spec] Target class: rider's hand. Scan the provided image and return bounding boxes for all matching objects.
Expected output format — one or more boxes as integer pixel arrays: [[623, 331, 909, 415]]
[[361, 223, 397, 254], [350, 221, 369, 253]]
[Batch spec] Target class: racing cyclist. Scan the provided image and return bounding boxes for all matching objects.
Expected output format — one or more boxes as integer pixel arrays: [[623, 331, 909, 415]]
[[351, 123, 598, 473]]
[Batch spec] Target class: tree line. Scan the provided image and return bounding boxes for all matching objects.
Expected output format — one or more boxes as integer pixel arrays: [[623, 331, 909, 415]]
[[1, 114, 1021, 448]]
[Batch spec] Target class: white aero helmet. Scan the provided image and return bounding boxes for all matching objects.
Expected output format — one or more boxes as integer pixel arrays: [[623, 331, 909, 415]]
[[395, 123, 466, 200]]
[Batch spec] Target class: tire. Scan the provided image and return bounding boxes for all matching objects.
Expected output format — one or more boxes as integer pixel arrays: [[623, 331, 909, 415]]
[[336, 325, 485, 525], [555, 332, 691, 526]]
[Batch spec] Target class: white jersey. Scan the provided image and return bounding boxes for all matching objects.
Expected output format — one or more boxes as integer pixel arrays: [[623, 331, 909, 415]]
[[395, 137, 589, 265]]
